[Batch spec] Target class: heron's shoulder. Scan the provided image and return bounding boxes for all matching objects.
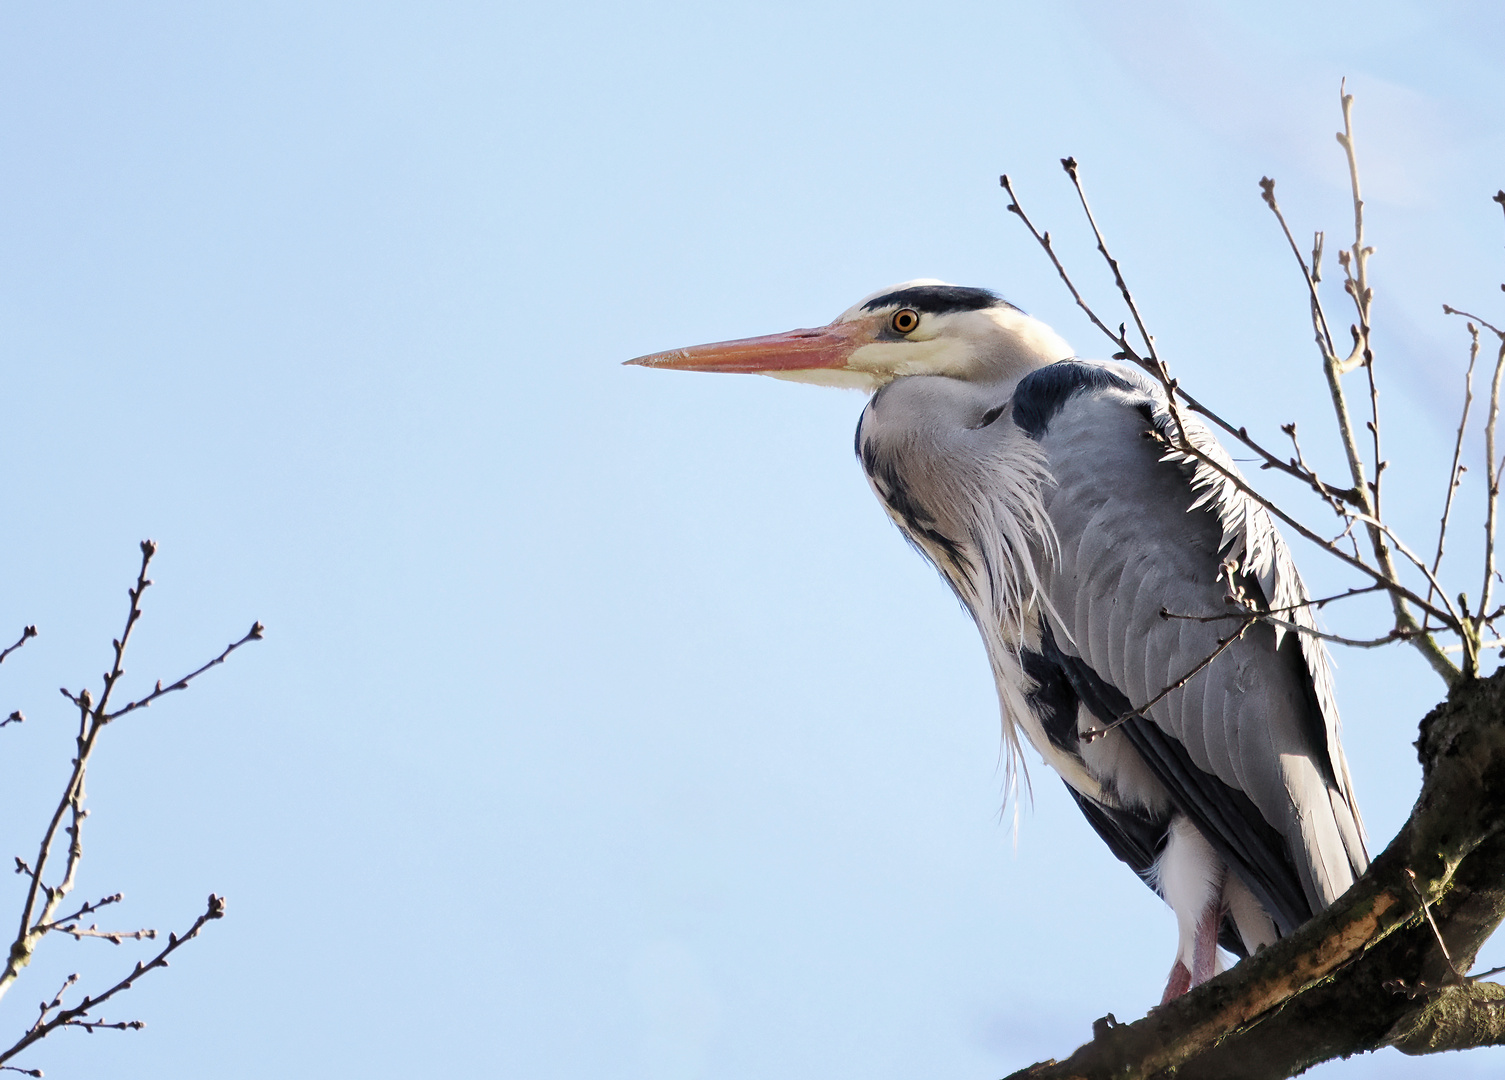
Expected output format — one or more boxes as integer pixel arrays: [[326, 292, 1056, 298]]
[[1012, 360, 1160, 440]]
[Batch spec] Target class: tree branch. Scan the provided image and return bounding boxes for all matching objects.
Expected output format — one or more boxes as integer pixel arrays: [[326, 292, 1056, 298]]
[[0, 895, 225, 1071], [0, 540, 259, 1071], [1005, 668, 1505, 1079]]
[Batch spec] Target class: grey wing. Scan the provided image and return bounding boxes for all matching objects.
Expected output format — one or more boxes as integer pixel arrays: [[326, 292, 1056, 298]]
[[1016, 362, 1368, 933]]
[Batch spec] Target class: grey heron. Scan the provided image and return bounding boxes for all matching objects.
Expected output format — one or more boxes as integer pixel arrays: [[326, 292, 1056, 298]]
[[627, 281, 1368, 1001]]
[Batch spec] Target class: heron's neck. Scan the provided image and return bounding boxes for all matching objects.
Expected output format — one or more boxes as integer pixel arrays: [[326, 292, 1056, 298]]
[[964, 309, 1074, 386]]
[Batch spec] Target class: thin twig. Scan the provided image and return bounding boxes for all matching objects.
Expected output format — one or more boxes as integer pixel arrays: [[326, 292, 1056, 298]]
[[52, 924, 156, 945], [1337, 81, 1375, 377], [1441, 639, 1505, 655], [1479, 335, 1505, 659], [1342, 509, 1463, 619], [94, 541, 157, 720], [1060, 158, 1164, 378], [1440, 306, 1505, 666], [12, 543, 168, 977], [1165, 606, 1413, 649], [66, 1018, 144, 1034], [1445, 306, 1505, 339], [1258, 179, 1341, 367], [1334, 83, 1385, 532], [1282, 423, 1353, 520], [32, 894, 123, 934], [1080, 618, 1255, 744], [1252, 618, 1408, 650], [1427, 324, 1480, 630], [1162, 583, 1388, 622], [0, 627, 37, 669], [104, 621, 264, 724], [1404, 868, 1464, 984]]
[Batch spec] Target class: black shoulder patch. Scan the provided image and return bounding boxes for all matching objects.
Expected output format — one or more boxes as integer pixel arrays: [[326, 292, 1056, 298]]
[[861, 285, 1007, 316], [1011, 361, 1141, 440]]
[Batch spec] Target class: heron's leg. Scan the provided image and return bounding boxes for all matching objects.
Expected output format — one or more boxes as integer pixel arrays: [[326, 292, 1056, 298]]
[[1189, 873, 1226, 988], [1160, 960, 1191, 1004], [1223, 871, 1278, 957], [1155, 817, 1226, 1001]]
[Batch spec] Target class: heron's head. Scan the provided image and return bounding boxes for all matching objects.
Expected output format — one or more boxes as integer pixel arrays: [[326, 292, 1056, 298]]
[[625, 280, 1073, 392]]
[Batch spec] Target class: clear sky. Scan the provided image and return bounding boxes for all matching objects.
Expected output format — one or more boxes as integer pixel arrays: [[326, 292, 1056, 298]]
[[0, 1, 1502, 1077]]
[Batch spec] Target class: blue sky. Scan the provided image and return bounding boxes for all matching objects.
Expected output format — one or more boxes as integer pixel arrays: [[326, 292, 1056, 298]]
[[0, 2, 1502, 1077]]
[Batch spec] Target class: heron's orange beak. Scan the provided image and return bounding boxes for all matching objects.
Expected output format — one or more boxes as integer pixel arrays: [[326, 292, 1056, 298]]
[[624, 318, 877, 374]]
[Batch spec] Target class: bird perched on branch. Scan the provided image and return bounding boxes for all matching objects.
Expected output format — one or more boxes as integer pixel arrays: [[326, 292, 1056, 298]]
[[627, 281, 1368, 1001]]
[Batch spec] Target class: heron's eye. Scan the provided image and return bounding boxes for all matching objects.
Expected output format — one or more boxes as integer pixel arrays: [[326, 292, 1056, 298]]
[[891, 308, 920, 334]]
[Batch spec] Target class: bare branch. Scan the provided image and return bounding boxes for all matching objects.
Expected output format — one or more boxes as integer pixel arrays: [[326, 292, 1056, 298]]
[[64, 1018, 144, 1034], [1305, 582, 1391, 609], [0, 895, 225, 1070], [1060, 157, 1163, 375], [1151, 425, 1458, 626], [1282, 422, 1364, 518], [1258, 178, 1341, 366], [1336, 81, 1377, 383], [1162, 597, 1414, 650], [0, 542, 262, 1005], [0, 627, 37, 670], [1404, 867, 1465, 984], [104, 621, 265, 724], [1000, 174, 1132, 355], [1446, 305, 1505, 340], [52, 924, 156, 946], [1441, 639, 1505, 655], [1428, 324, 1480, 630], [28, 974, 77, 1036], [94, 540, 157, 719], [1163, 583, 1389, 623], [1245, 618, 1409, 650], [1252, 89, 1460, 685], [1480, 335, 1505, 653], [1341, 509, 1464, 621]]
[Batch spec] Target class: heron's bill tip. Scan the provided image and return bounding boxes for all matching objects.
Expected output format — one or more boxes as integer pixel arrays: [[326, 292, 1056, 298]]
[[622, 321, 873, 375]]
